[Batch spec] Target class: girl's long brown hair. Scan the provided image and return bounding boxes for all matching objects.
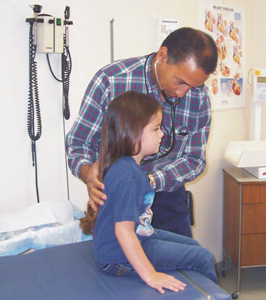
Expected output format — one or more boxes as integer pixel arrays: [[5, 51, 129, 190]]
[[80, 91, 162, 234]]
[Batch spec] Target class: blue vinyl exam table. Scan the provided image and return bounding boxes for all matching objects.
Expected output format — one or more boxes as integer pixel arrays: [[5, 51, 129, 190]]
[[0, 240, 232, 300]]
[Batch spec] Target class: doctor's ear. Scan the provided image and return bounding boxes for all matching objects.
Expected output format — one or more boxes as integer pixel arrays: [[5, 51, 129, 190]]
[[157, 46, 168, 61]]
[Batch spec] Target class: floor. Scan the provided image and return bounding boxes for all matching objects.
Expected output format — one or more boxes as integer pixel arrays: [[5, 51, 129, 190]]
[[218, 264, 266, 300]]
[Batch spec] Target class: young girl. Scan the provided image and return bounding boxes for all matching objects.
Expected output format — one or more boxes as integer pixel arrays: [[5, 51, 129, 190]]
[[80, 91, 218, 294]]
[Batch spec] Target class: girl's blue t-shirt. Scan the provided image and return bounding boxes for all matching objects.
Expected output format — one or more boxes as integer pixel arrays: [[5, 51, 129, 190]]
[[93, 156, 155, 264]]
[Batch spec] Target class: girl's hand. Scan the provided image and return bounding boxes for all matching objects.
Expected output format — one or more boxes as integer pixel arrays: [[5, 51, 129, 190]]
[[146, 272, 186, 294]]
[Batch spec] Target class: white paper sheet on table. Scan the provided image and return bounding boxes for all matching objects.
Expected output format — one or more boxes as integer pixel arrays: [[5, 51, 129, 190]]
[[0, 201, 73, 233]]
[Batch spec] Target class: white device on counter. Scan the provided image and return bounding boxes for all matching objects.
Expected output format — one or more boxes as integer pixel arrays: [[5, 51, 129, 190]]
[[224, 141, 266, 179]]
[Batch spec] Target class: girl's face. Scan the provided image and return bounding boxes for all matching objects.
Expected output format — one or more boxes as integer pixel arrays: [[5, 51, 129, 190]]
[[133, 110, 164, 164]]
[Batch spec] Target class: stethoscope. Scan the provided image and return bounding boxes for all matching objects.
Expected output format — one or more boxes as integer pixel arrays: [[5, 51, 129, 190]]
[[154, 58, 183, 106], [141, 56, 183, 165]]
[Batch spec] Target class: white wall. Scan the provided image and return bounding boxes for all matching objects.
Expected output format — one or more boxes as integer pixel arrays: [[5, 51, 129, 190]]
[[0, 0, 261, 263], [254, 0, 266, 140]]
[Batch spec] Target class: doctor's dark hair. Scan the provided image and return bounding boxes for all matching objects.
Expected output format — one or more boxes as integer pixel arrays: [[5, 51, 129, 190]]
[[99, 90, 162, 180], [161, 27, 218, 75], [80, 91, 162, 235]]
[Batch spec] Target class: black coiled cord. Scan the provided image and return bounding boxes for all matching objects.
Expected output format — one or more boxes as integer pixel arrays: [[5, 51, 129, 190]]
[[46, 34, 72, 120], [61, 36, 71, 120], [46, 34, 72, 200], [27, 22, 41, 203], [27, 22, 42, 141]]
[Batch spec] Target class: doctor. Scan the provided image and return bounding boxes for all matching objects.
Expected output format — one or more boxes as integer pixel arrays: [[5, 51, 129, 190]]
[[66, 27, 218, 237]]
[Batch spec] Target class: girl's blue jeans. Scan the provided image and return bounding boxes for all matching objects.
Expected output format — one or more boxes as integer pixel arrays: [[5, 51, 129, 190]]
[[97, 229, 218, 284]]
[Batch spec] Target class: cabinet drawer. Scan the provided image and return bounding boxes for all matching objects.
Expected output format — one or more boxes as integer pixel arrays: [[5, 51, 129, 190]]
[[242, 203, 266, 234], [241, 234, 266, 266], [242, 184, 266, 204]]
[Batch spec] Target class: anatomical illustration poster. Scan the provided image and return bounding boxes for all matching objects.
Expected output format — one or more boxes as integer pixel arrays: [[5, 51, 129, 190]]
[[199, 1, 245, 110]]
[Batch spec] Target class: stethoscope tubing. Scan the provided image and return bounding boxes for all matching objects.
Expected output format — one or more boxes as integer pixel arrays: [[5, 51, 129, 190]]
[[142, 55, 182, 165]]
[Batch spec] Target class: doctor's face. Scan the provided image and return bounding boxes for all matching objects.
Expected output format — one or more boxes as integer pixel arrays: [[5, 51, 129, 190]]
[[155, 57, 210, 99]]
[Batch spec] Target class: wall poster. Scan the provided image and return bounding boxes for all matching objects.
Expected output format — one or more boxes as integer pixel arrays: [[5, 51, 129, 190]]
[[157, 18, 179, 49], [199, 1, 245, 110]]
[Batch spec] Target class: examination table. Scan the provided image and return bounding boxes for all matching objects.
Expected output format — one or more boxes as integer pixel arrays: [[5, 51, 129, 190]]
[[0, 240, 232, 300]]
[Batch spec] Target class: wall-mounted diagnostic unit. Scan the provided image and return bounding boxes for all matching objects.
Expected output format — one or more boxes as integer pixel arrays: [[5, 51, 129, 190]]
[[253, 69, 266, 102], [35, 15, 64, 53], [249, 68, 266, 141], [25, 4, 73, 203]]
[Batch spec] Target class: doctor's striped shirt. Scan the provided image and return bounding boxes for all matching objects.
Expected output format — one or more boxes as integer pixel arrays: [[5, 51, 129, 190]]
[[65, 53, 211, 192]]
